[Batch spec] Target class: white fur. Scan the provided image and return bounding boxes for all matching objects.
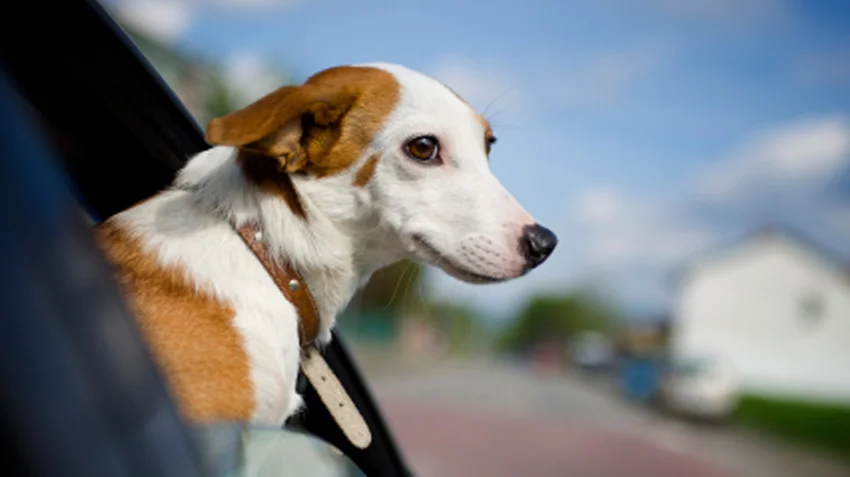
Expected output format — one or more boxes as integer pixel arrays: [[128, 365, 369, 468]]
[[112, 63, 540, 426]]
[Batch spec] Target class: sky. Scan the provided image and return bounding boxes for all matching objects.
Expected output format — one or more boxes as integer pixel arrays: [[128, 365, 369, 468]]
[[103, 0, 850, 322]]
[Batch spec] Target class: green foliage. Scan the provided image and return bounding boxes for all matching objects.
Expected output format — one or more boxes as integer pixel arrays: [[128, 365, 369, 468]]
[[353, 260, 425, 315], [495, 291, 619, 354], [203, 71, 239, 120], [736, 395, 850, 461], [420, 301, 486, 355]]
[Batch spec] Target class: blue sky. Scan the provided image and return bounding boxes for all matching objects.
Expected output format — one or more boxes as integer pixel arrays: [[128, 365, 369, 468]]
[[106, 0, 850, 322]]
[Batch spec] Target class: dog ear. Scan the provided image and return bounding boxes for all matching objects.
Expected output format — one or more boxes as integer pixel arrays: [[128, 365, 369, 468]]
[[205, 84, 358, 173]]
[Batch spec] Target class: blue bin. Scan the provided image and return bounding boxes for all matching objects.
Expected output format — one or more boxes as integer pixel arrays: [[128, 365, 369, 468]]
[[620, 357, 661, 402]]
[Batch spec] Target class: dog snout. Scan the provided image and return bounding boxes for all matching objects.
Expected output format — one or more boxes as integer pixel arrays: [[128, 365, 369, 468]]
[[519, 223, 558, 269]]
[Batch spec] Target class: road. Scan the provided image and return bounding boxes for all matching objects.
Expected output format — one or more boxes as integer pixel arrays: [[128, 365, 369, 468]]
[[360, 359, 849, 477]]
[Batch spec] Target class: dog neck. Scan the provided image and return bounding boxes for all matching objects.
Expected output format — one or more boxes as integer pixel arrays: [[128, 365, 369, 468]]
[[174, 146, 404, 341]]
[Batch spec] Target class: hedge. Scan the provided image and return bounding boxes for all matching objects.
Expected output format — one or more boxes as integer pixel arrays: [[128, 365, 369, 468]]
[[735, 394, 850, 461]]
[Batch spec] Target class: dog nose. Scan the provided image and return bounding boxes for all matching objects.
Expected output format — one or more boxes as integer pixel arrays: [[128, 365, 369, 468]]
[[520, 224, 558, 268]]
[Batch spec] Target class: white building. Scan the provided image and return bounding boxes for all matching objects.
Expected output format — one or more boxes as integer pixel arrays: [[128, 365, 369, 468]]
[[669, 226, 850, 403]]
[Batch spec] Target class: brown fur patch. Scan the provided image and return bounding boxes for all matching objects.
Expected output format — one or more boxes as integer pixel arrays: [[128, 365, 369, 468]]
[[209, 67, 399, 174], [352, 153, 380, 187], [94, 220, 255, 423], [299, 66, 400, 177], [482, 120, 495, 155], [211, 66, 400, 216], [236, 151, 306, 218], [481, 118, 493, 137]]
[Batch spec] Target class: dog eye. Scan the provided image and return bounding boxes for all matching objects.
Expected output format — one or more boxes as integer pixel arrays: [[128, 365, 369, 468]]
[[404, 135, 440, 163]]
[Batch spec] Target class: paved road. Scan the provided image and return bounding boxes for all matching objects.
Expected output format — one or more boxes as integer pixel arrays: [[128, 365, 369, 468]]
[[362, 359, 850, 477]]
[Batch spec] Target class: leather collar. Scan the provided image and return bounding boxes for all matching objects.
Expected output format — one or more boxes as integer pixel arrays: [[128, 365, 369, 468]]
[[233, 222, 320, 348], [232, 221, 372, 449]]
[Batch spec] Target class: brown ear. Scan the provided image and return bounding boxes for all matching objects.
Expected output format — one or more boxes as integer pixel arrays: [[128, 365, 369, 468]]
[[205, 84, 358, 173]]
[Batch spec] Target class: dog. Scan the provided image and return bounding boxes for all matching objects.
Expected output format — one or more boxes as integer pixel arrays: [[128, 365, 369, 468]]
[[94, 63, 557, 427]]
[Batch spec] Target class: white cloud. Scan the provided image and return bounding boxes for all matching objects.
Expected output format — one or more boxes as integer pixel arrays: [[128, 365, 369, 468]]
[[222, 51, 287, 107], [106, 1, 293, 104], [106, 0, 306, 43], [556, 43, 674, 108], [697, 116, 850, 203], [576, 186, 622, 224], [565, 114, 850, 311], [573, 185, 718, 270], [111, 0, 194, 43], [429, 55, 527, 119]]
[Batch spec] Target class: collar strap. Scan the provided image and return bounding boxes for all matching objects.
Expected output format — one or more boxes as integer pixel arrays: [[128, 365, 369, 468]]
[[233, 222, 320, 348], [232, 221, 372, 449]]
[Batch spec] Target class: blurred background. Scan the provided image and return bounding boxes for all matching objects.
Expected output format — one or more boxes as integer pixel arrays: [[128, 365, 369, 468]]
[[98, 1, 849, 476]]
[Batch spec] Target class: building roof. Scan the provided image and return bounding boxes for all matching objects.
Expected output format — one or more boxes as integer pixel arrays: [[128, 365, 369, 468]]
[[668, 223, 850, 289]]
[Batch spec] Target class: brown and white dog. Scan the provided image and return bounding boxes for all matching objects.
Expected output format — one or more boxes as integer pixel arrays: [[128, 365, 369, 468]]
[[95, 63, 557, 427]]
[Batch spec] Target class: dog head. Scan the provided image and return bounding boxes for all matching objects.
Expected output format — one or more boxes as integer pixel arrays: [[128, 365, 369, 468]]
[[206, 63, 557, 283]]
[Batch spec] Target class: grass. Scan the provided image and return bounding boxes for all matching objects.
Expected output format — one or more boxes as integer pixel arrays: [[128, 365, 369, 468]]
[[735, 394, 850, 462]]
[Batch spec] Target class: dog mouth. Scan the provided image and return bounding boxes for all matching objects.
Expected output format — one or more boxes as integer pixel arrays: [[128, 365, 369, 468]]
[[411, 234, 507, 284]]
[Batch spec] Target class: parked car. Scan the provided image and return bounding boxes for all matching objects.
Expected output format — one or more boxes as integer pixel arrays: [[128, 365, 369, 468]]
[[660, 356, 739, 421], [571, 331, 615, 373]]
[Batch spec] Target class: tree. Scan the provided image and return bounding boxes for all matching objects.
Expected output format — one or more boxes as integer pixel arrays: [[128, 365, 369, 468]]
[[495, 291, 620, 354], [202, 71, 238, 121], [419, 300, 486, 355], [337, 260, 427, 342], [348, 260, 426, 316]]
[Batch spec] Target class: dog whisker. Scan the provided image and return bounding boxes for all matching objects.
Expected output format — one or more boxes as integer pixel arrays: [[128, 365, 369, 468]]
[[399, 261, 418, 307], [482, 87, 515, 119], [415, 268, 432, 324], [484, 103, 518, 127], [383, 261, 412, 311]]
